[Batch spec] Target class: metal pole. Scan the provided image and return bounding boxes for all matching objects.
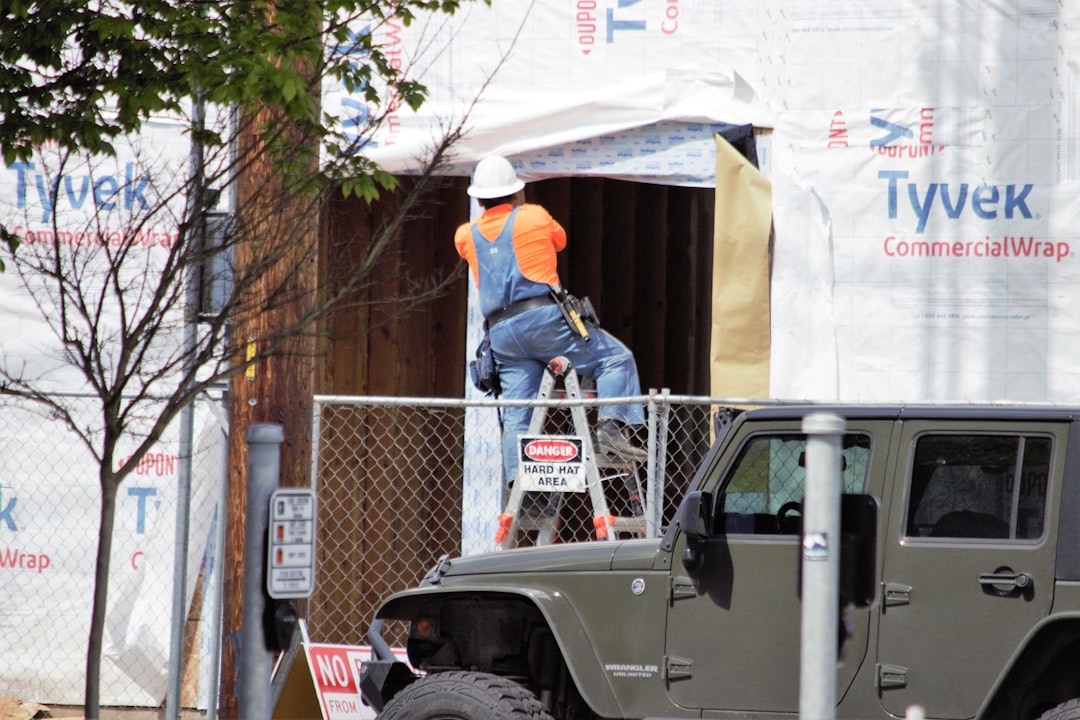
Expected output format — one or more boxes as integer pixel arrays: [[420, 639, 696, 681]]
[[205, 389, 230, 720], [655, 388, 671, 535], [165, 90, 207, 720], [799, 412, 845, 720], [645, 389, 658, 538], [646, 388, 671, 538], [239, 423, 284, 720], [166, 343, 196, 720]]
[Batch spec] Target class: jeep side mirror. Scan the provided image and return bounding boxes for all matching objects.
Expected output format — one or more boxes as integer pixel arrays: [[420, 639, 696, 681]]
[[839, 493, 878, 608], [677, 491, 712, 571], [678, 491, 713, 539]]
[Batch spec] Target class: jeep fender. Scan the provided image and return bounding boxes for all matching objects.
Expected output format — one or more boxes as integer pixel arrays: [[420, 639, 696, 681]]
[[374, 584, 623, 717], [980, 610, 1080, 717]]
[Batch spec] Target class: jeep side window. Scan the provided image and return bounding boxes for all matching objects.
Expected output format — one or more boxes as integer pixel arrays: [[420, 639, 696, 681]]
[[906, 434, 1051, 540], [717, 433, 871, 535]]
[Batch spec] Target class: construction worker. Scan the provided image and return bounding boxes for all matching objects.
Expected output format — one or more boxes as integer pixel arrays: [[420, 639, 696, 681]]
[[455, 155, 647, 492]]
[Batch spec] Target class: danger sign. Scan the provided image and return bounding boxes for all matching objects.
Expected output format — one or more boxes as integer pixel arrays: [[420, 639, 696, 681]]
[[516, 435, 586, 492]]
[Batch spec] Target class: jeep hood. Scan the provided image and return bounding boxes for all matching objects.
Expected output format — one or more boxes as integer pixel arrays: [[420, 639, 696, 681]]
[[431, 538, 663, 579]]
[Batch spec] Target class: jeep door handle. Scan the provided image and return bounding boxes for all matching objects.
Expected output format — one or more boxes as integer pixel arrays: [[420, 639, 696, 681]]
[[978, 571, 1034, 590]]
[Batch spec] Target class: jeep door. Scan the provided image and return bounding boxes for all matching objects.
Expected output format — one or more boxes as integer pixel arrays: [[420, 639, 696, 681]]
[[664, 416, 893, 714], [875, 420, 1061, 718]]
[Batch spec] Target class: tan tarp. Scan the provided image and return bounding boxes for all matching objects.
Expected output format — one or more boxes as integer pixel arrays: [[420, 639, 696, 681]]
[[709, 133, 773, 399]]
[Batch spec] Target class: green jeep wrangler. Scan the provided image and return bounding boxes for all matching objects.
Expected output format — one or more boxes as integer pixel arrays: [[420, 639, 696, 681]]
[[359, 404, 1080, 720]]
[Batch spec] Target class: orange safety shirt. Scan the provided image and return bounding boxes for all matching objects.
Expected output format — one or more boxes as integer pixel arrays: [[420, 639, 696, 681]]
[[455, 203, 567, 288]]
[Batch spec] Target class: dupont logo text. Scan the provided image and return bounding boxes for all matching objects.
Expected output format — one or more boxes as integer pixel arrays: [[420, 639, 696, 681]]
[[523, 439, 580, 463], [827, 107, 944, 157], [574, 0, 680, 56]]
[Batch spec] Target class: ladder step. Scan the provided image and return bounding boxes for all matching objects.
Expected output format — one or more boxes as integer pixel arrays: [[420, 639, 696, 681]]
[[515, 514, 560, 532], [610, 516, 646, 535]]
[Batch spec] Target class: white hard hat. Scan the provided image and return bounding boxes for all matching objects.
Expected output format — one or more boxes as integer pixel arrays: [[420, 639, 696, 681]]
[[467, 155, 526, 199]]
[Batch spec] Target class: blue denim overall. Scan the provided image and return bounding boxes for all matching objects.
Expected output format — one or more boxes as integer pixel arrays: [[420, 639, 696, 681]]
[[472, 209, 644, 486]]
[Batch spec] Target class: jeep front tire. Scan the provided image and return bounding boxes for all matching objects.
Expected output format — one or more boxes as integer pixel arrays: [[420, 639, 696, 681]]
[[377, 670, 554, 720], [1039, 698, 1080, 720]]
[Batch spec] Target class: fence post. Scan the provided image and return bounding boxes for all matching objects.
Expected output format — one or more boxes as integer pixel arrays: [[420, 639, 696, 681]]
[[646, 388, 671, 537], [204, 393, 230, 720], [310, 400, 323, 489], [239, 423, 283, 720], [799, 412, 845, 720], [166, 387, 195, 720]]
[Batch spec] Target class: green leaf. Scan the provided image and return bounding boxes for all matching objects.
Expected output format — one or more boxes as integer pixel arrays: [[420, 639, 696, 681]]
[[282, 76, 298, 102], [0, 0, 485, 251]]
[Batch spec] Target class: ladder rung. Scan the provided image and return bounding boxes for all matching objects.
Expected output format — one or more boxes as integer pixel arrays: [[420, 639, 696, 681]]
[[610, 516, 646, 534], [514, 514, 560, 532]]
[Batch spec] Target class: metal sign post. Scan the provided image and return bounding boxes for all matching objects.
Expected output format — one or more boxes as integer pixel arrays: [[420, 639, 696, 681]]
[[240, 423, 284, 720], [800, 412, 845, 720]]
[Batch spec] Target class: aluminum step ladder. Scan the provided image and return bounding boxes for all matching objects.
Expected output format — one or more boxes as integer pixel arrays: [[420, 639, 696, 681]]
[[494, 356, 647, 550]]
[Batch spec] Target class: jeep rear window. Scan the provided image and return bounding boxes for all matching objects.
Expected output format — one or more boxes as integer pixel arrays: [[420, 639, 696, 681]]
[[906, 434, 1050, 541], [717, 433, 871, 535]]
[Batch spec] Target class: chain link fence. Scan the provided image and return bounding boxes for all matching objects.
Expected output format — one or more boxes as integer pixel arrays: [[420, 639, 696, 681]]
[[0, 392, 227, 708], [0, 387, 737, 706], [307, 391, 735, 646]]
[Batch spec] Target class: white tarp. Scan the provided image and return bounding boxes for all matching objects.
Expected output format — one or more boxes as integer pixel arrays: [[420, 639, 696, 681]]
[[0, 121, 189, 392], [763, 1, 1078, 401], [0, 397, 224, 705], [326, 0, 771, 184], [0, 121, 225, 705], [338, 0, 1080, 404]]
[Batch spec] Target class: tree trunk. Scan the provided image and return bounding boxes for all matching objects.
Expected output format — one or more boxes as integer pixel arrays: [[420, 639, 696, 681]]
[[84, 474, 119, 720]]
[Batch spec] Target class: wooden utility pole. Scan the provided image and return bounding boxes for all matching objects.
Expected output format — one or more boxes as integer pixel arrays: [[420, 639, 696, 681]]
[[217, 108, 320, 719]]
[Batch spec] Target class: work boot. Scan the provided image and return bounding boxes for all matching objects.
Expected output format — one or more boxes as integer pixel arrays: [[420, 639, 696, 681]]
[[594, 418, 648, 463]]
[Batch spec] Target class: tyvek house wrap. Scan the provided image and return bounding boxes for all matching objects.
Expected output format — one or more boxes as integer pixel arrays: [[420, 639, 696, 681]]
[[341, 0, 1079, 405]]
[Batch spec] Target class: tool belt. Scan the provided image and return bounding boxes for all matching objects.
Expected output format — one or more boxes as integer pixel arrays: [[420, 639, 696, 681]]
[[469, 331, 501, 396], [484, 295, 556, 330], [549, 285, 598, 342]]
